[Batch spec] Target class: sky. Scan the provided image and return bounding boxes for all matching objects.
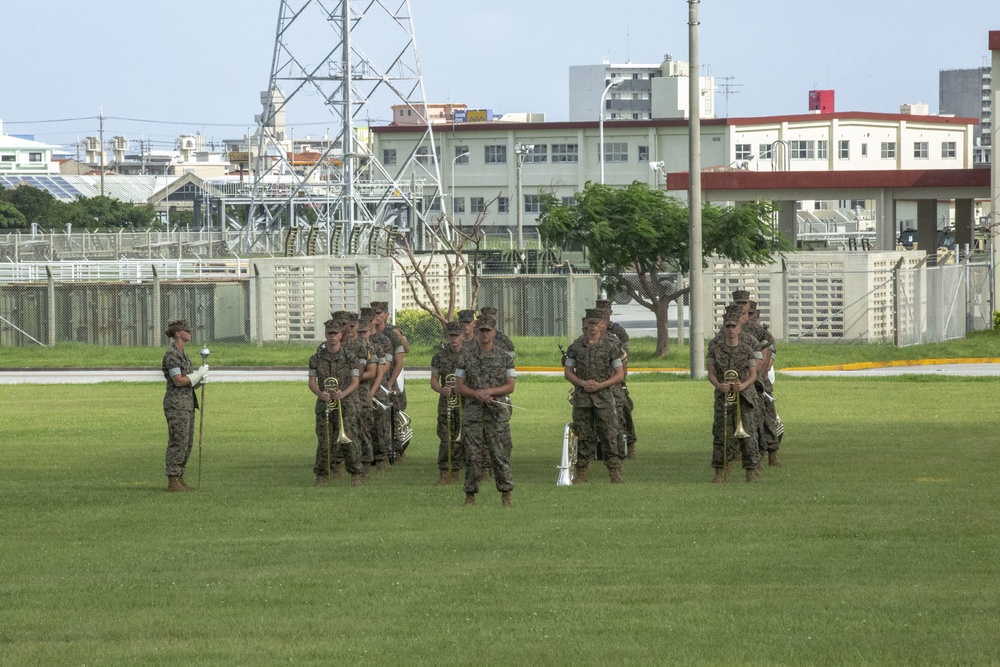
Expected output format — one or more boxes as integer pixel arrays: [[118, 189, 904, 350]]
[[2, 0, 997, 152]]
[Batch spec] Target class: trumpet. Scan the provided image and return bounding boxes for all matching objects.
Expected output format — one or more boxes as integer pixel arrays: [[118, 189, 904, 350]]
[[557, 423, 579, 486], [325, 377, 352, 447], [724, 370, 751, 439], [445, 373, 462, 444]]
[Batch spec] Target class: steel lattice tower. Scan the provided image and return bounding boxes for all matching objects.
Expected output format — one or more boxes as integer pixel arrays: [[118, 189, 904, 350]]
[[242, 0, 442, 256]]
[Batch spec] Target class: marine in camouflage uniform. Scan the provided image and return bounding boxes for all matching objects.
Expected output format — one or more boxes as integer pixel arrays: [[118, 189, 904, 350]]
[[749, 300, 782, 466], [455, 315, 515, 507], [309, 319, 364, 487], [373, 301, 411, 458], [478, 306, 515, 460], [706, 309, 760, 483], [366, 307, 394, 469], [596, 299, 635, 459], [731, 292, 774, 469], [354, 317, 379, 474], [430, 320, 467, 484], [161, 319, 208, 492], [565, 309, 626, 483]]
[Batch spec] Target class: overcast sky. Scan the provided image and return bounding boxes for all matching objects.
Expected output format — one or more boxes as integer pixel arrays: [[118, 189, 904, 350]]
[[2, 0, 996, 150]]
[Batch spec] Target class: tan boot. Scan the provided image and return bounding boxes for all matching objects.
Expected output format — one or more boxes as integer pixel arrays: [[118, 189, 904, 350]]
[[626, 446, 636, 460], [609, 467, 624, 484], [376, 460, 388, 473], [574, 466, 589, 483], [768, 451, 782, 467], [501, 491, 512, 508], [450, 469, 462, 483], [746, 468, 759, 483], [178, 476, 195, 491], [436, 470, 450, 486], [464, 493, 476, 506], [166, 476, 189, 492], [755, 457, 764, 473], [330, 463, 342, 480], [351, 473, 364, 487], [711, 469, 725, 483], [314, 475, 330, 487]]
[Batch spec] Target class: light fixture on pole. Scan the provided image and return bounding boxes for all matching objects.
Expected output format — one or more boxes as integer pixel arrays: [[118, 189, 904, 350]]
[[450, 151, 470, 222], [514, 142, 534, 250], [649, 160, 666, 188], [599, 77, 625, 184]]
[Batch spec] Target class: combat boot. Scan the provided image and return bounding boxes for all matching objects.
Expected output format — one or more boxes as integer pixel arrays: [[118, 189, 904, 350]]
[[436, 470, 450, 486], [626, 445, 636, 460], [351, 473, 364, 487], [746, 468, 759, 483], [464, 493, 476, 506], [574, 466, 589, 483], [450, 469, 462, 483], [166, 476, 189, 492], [755, 456, 764, 473], [501, 491, 512, 508], [178, 476, 195, 490], [711, 469, 725, 483], [375, 459, 388, 473], [313, 475, 330, 487], [330, 463, 342, 480], [768, 451, 782, 467], [609, 467, 624, 484]]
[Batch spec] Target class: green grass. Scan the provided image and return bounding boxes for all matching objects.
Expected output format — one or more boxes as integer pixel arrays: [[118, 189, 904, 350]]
[[4, 329, 1000, 370], [2, 377, 998, 665]]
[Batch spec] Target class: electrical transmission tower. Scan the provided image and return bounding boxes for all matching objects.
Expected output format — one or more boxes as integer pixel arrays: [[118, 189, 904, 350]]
[[242, 0, 443, 256]]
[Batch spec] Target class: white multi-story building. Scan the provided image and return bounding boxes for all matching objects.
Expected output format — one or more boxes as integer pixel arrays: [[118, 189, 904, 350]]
[[569, 55, 714, 122], [0, 121, 60, 176]]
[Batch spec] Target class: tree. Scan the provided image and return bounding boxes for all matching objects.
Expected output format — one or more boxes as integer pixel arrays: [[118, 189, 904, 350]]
[[538, 181, 790, 357], [391, 198, 497, 325], [0, 200, 27, 229]]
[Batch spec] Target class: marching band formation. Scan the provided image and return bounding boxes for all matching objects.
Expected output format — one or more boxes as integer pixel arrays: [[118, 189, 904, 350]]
[[161, 290, 784, 502]]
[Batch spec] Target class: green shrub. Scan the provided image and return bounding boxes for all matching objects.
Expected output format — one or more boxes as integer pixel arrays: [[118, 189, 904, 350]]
[[994, 311, 1000, 331], [394, 309, 444, 345]]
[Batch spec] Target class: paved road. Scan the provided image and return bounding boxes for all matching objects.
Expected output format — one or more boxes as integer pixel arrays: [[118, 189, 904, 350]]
[[2, 363, 998, 384]]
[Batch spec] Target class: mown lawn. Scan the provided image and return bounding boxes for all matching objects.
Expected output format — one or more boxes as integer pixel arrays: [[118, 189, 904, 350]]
[[1, 376, 997, 665]]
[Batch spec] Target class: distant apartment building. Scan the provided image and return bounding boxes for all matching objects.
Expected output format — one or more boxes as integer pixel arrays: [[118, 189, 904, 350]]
[[939, 67, 992, 165], [569, 55, 715, 121], [0, 120, 60, 176]]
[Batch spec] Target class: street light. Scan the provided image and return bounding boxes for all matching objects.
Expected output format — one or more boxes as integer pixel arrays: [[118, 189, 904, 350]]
[[514, 142, 534, 250], [599, 77, 625, 184], [449, 151, 470, 222], [649, 160, 666, 188]]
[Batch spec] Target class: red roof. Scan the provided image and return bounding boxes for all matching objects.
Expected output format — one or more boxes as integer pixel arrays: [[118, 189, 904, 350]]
[[666, 168, 991, 191]]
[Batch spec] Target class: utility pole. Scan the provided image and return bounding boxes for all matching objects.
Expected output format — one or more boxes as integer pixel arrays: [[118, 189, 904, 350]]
[[716, 76, 742, 118], [688, 0, 704, 379], [99, 110, 105, 197]]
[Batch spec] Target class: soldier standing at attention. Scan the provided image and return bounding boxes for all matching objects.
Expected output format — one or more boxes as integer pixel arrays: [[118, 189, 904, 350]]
[[373, 301, 410, 459], [707, 308, 760, 483], [564, 309, 626, 483], [362, 307, 392, 472], [161, 319, 208, 492], [456, 309, 477, 347], [595, 299, 636, 459], [430, 320, 466, 485], [477, 306, 515, 360], [355, 317, 379, 477], [748, 300, 782, 467], [310, 319, 364, 488], [455, 315, 516, 507]]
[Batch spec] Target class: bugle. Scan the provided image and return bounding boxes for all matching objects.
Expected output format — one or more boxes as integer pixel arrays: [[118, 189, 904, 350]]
[[325, 377, 352, 446], [445, 374, 462, 444], [724, 370, 751, 439], [557, 423, 579, 486]]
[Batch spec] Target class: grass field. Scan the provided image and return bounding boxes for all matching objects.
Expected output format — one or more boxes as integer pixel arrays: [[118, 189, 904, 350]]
[[2, 375, 998, 665], [3, 329, 1000, 370]]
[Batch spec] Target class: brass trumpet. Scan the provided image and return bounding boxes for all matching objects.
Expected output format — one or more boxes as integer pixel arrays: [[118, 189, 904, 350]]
[[724, 369, 751, 439], [445, 373, 462, 444], [325, 377, 352, 447]]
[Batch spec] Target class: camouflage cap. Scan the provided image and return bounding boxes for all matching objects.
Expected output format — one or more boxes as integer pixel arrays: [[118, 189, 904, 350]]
[[584, 308, 604, 324], [595, 299, 613, 310], [369, 301, 389, 313], [748, 300, 758, 313], [331, 310, 352, 324], [732, 289, 751, 303], [165, 319, 192, 337], [478, 305, 498, 317], [359, 307, 377, 320], [324, 319, 343, 333], [476, 315, 498, 330], [357, 319, 372, 332], [723, 310, 741, 326], [457, 309, 476, 323], [444, 320, 464, 335]]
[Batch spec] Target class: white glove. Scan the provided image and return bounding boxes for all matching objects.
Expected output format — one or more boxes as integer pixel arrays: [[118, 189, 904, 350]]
[[188, 364, 208, 386]]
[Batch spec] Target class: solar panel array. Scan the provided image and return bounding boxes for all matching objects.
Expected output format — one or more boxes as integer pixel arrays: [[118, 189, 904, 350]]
[[0, 175, 87, 200]]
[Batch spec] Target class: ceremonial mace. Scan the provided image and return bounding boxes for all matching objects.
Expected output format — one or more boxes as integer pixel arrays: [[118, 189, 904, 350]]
[[197, 345, 210, 488]]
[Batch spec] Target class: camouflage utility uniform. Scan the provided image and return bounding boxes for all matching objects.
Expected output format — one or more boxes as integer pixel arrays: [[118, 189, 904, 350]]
[[309, 343, 362, 477], [706, 337, 760, 470], [369, 328, 394, 464], [431, 344, 465, 476], [162, 342, 197, 477], [565, 334, 624, 473], [456, 346, 515, 496]]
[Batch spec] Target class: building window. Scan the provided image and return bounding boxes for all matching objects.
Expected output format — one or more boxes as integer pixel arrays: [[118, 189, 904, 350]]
[[453, 197, 465, 214], [424, 195, 442, 211], [758, 144, 773, 160], [941, 142, 956, 159], [913, 142, 929, 159], [0, 155, 14, 163], [28, 152, 43, 163], [454, 146, 469, 164], [880, 142, 896, 159], [485, 145, 507, 164], [817, 140, 828, 159], [382, 149, 396, 166], [861, 143, 868, 158], [525, 144, 547, 163], [735, 144, 752, 161], [470, 197, 486, 213], [602, 142, 628, 163], [838, 140, 850, 159], [551, 144, 578, 163], [561, 196, 577, 206], [415, 145, 440, 165], [497, 196, 509, 213], [638, 146, 649, 162], [790, 140, 815, 159], [524, 194, 542, 214]]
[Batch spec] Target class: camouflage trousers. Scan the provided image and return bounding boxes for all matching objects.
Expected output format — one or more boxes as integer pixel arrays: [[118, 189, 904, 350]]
[[621, 386, 637, 447], [711, 393, 759, 470], [164, 407, 195, 477], [372, 396, 392, 463], [757, 387, 780, 453], [314, 404, 362, 476], [461, 404, 514, 495], [436, 407, 465, 472], [573, 405, 622, 470], [356, 400, 374, 465], [390, 389, 409, 455]]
